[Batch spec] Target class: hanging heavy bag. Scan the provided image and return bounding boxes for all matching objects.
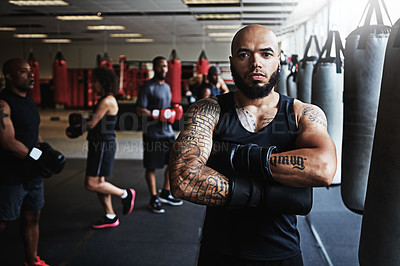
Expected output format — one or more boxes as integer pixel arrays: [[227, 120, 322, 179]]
[[359, 17, 400, 266], [297, 35, 321, 103], [286, 54, 298, 98], [27, 52, 41, 105], [196, 50, 210, 75], [311, 30, 344, 185], [52, 51, 68, 105], [165, 49, 182, 105], [275, 50, 289, 95], [341, 0, 391, 214]]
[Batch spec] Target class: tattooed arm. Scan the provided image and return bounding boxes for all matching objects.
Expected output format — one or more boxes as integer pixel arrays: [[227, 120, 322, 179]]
[[0, 100, 30, 158], [270, 101, 337, 187], [168, 97, 230, 206]]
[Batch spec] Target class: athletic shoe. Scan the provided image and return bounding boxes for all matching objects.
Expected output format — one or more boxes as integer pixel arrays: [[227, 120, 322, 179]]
[[122, 188, 136, 215], [91, 216, 120, 229], [24, 256, 49, 266], [159, 189, 183, 206], [148, 196, 165, 214]]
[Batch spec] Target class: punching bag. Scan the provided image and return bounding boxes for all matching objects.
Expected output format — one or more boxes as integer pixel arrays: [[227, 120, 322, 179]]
[[165, 49, 182, 105], [311, 30, 344, 185], [286, 55, 298, 98], [297, 35, 321, 103], [27, 52, 41, 105], [341, 0, 391, 214], [52, 51, 68, 106], [275, 50, 289, 95], [359, 18, 400, 266], [118, 55, 127, 96], [196, 50, 210, 75]]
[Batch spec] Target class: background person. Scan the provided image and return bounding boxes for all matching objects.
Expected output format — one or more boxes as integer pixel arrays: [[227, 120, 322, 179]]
[[136, 56, 183, 214]]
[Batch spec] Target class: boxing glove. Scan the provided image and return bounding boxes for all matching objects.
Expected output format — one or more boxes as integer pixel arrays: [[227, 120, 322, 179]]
[[172, 104, 184, 121], [159, 108, 176, 124], [65, 113, 88, 138], [27, 142, 66, 178], [207, 142, 313, 215]]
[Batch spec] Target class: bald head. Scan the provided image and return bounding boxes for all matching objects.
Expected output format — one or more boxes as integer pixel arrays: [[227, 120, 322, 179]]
[[231, 24, 279, 56], [3, 58, 27, 78]]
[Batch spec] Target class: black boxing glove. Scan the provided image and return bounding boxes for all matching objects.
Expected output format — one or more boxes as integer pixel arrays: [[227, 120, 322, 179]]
[[27, 142, 66, 178], [207, 142, 312, 215], [66, 113, 87, 139]]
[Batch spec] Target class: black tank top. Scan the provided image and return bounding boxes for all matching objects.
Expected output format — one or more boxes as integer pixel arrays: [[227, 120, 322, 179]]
[[202, 92, 301, 260], [87, 95, 117, 142], [0, 88, 40, 184]]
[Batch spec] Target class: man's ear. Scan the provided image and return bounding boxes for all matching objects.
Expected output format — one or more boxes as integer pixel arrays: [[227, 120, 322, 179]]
[[5, 73, 12, 81]]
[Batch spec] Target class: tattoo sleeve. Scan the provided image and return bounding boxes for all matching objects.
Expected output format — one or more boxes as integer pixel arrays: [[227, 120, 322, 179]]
[[169, 99, 230, 206], [0, 104, 9, 130]]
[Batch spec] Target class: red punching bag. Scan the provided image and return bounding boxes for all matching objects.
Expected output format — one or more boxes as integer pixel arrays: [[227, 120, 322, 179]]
[[27, 52, 41, 105], [52, 51, 68, 105], [166, 49, 182, 105], [100, 52, 113, 70], [196, 50, 210, 75], [118, 55, 127, 96]]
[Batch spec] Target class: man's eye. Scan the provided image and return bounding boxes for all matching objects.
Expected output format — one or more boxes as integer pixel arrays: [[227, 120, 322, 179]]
[[238, 53, 249, 58]]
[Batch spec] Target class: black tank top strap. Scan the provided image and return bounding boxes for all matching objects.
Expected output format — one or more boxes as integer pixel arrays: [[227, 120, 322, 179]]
[[279, 93, 298, 136]]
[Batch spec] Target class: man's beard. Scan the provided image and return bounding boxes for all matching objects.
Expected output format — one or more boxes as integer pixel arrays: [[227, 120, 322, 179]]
[[231, 65, 280, 99], [155, 72, 166, 81]]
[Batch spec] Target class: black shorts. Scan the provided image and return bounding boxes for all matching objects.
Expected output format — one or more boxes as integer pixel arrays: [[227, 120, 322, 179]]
[[86, 141, 116, 178], [0, 178, 44, 221], [143, 136, 175, 170]]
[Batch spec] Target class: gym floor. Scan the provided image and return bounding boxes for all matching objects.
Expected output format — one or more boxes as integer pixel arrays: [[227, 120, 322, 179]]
[[0, 109, 362, 266]]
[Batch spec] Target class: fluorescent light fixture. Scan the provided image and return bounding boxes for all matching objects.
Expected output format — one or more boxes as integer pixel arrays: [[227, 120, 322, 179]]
[[0, 27, 17, 31], [203, 24, 240, 29], [208, 32, 234, 37], [110, 33, 142, 38], [14, 33, 48, 38], [56, 15, 103, 21], [195, 14, 240, 20], [43, 39, 71, 43], [126, 38, 154, 43], [213, 37, 232, 42], [183, 0, 239, 4], [9, 0, 69, 6], [87, 25, 126, 30]]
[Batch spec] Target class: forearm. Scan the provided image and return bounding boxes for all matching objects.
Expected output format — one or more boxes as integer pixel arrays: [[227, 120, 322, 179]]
[[270, 147, 336, 187], [1, 139, 29, 159]]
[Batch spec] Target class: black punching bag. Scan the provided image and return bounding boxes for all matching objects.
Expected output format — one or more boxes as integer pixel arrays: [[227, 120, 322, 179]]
[[276, 50, 289, 95], [359, 18, 400, 266], [286, 54, 298, 98], [341, 0, 391, 214], [311, 30, 344, 185], [297, 35, 321, 103]]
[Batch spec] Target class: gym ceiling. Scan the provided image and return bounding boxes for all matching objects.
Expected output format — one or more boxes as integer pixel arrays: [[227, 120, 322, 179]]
[[0, 0, 328, 46]]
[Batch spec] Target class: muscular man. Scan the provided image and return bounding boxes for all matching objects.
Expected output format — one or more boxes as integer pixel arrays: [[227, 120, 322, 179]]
[[169, 25, 337, 265], [183, 65, 229, 100], [0, 58, 64, 266], [136, 56, 183, 214]]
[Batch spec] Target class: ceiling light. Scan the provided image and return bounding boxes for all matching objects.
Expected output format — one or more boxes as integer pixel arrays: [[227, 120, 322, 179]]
[[183, 0, 239, 4], [9, 0, 69, 6], [87, 25, 126, 30], [203, 24, 240, 30], [195, 14, 240, 20], [212, 37, 232, 42], [110, 33, 142, 38], [56, 15, 103, 21], [208, 32, 234, 37], [0, 27, 17, 31], [14, 33, 48, 38], [43, 39, 71, 43], [126, 38, 154, 43]]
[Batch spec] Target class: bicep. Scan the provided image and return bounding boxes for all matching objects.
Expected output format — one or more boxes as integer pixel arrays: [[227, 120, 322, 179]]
[[0, 101, 14, 148], [88, 100, 109, 129]]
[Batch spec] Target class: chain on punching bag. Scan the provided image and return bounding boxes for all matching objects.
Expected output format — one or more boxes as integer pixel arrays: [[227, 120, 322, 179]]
[[358, 18, 400, 266], [342, 0, 391, 214], [286, 54, 298, 98], [52, 51, 68, 106], [311, 30, 344, 185], [27, 52, 41, 105], [297, 35, 321, 103], [165, 49, 182, 105], [275, 50, 289, 95]]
